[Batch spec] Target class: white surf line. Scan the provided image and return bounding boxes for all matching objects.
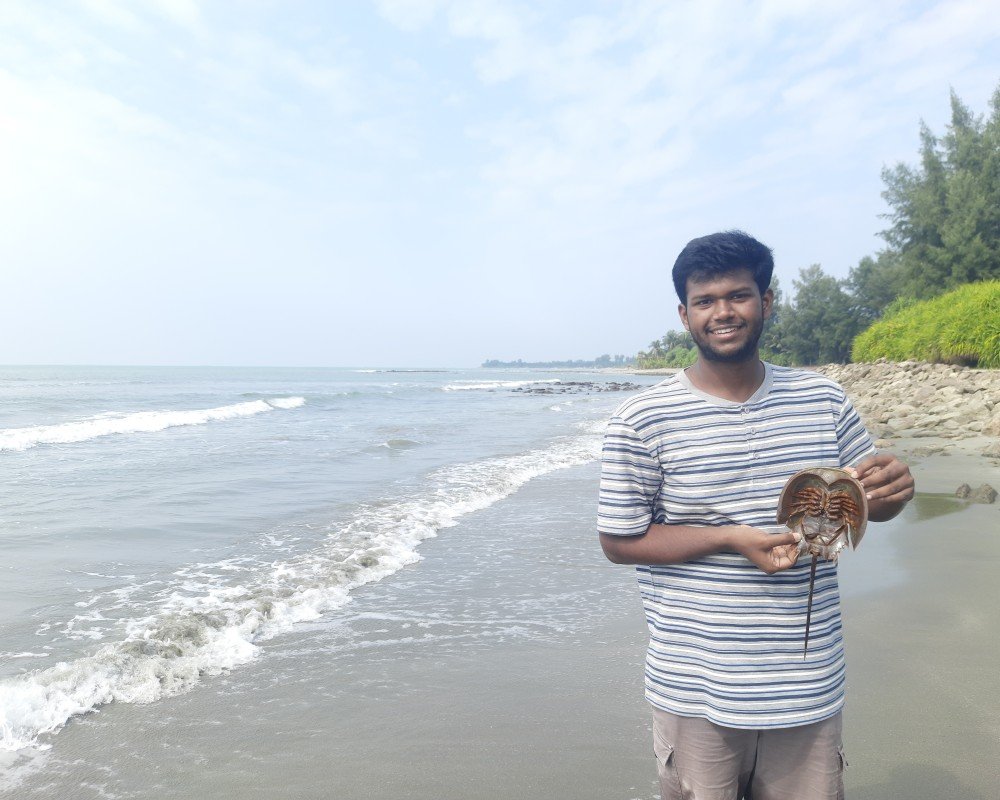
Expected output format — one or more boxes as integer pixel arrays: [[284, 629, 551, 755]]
[[0, 421, 606, 753], [0, 398, 306, 452]]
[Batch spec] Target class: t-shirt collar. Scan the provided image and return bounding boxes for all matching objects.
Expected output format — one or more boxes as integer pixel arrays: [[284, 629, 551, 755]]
[[676, 361, 774, 407]]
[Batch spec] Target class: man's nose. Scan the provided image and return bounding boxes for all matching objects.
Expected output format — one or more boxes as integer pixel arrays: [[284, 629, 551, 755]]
[[712, 299, 736, 317]]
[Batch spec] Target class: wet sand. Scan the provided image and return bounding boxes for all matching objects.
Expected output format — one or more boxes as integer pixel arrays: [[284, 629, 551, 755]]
[[4, 464, 656, 800], [5, 438, 999, 799], [840, 435, 1000, 799]]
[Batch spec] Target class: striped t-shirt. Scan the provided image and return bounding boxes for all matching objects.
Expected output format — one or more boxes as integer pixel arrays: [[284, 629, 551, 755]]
[[597, 363, 875, 729]]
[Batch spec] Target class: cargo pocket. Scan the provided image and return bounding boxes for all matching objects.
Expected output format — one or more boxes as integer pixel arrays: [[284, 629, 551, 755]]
[[836, 745, 848, 800], [652, 725, 684, 800]]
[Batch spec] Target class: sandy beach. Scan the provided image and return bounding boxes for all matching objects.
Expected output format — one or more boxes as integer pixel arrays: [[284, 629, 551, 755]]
[[840, 434, 1000, 800]]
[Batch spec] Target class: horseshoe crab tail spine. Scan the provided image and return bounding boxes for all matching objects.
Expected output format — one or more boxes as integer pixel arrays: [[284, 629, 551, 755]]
[[804, 554, 818, 658]]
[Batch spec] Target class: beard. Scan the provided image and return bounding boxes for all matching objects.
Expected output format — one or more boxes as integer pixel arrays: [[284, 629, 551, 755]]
[[690, 315, 765, 364]]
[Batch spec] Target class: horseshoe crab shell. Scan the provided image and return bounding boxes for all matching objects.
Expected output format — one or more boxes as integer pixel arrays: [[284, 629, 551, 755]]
[[777, 467, 869, 553]]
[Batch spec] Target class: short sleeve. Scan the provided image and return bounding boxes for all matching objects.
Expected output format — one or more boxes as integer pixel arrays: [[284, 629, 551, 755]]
[[835, 392, 876, 468], [597, 415, 662, 537]]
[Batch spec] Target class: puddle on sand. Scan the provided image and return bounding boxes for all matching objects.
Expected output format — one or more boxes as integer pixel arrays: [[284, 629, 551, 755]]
[[904, 492, 968, 522], [840, 492, 959, 597]]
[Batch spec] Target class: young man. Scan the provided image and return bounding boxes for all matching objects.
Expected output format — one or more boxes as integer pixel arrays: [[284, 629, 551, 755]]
[[598, 231, 914, 799]]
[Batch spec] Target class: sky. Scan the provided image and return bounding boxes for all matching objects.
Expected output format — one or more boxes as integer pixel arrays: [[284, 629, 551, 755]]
[[1, 1, 998, 367]]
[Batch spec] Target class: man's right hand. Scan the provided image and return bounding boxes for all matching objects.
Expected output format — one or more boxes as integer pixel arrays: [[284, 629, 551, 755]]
[[730, 526, 802, 574], [600, 522, 803, 569]]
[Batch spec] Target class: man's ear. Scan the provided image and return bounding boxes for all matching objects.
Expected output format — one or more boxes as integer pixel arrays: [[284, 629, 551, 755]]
[[762, 288, 774, 320], [678, 303, 690, 331]]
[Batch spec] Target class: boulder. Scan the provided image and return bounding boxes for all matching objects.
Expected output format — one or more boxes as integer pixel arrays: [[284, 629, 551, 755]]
[[984, 414, 1000, 437], [983, 441, 1000, 459], [971, 484, 998, 504], [955, 483, 972, 498]]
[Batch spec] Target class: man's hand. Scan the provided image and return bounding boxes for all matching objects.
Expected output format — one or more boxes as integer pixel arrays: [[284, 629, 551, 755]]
[[731, 526, 802, 574], [847, 453, 915, 521]]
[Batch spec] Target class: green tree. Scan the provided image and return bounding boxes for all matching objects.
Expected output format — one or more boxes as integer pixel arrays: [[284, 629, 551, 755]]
[[637, 329, 696, 368], [879, 86, 1000, 300], [844, 254, 902, 324], [759, 276, 791, 364], [771, 265, 861, 364]]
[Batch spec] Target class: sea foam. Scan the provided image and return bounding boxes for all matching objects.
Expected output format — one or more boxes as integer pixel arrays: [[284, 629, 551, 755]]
[[0, 425, 603, 752], [0, 398, 306, 452]]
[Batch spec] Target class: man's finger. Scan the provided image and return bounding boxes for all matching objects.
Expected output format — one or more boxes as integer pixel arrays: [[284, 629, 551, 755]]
[[858, 463, 894, 486], [860, 462, 909, 490], [855, 453, 900, 481], [868, 482, 916, 502], [863, 468, 914, 499], [769, 530, 801, 548], [853, 454, 885, 475], [769, 544, 800, 570]]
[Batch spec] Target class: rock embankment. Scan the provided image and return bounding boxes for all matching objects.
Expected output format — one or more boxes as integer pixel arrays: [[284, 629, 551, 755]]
[[813, 360, 1000, 442]]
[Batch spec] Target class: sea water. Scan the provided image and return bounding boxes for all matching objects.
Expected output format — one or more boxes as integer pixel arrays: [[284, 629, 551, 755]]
[[0, 366, 655, 784]]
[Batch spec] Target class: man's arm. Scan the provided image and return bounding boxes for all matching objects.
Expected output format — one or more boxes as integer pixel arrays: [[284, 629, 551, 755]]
[[849, 453, 915, 522], [600, 523, 801, 574]]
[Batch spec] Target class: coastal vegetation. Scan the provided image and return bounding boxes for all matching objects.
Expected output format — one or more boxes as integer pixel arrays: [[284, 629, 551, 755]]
[[483, 354, 635, 368], [635, 331, 697, 368], [852, 281, 1000, 368], [638, 84, 1000, 368]]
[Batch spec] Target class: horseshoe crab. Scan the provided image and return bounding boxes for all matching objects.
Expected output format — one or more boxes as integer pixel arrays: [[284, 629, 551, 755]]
[[777, 467, 868, 657]]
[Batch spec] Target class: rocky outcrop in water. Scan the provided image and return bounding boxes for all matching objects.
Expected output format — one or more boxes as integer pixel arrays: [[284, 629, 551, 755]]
[[512, 381, 642, 395]]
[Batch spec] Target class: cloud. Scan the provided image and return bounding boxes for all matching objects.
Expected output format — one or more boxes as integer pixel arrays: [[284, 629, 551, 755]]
[[373, 0, 447, 32], [378, 0, 998, 241], [80, 0, 148, 33]]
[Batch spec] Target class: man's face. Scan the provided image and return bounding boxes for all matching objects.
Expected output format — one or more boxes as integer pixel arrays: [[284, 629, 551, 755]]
[[678, 269, 773, 364]]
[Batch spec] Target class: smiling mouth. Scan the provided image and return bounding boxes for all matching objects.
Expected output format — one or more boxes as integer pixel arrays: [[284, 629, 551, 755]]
[[709, 325, 744, 336]]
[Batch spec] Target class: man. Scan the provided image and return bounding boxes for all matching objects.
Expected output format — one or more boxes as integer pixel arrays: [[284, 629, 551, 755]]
[[598, 231, 914, 799]]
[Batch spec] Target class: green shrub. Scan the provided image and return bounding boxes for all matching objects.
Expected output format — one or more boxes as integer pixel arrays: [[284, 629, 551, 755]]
[[636, 346, 697, 369], [852, 281, 1000, 367]]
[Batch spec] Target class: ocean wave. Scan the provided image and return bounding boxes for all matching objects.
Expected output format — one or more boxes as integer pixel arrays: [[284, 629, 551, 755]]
[[266, 397, 305, 410], [0, 398, 306, 452], [442, 379, 560, 392], [0, 427, 602, 752]]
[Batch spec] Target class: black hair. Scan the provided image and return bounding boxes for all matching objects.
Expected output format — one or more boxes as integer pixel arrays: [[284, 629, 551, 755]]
[[671, 230, 774, 305]]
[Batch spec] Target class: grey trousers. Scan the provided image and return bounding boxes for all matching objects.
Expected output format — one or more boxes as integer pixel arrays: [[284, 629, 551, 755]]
[[652, 708, 846, 800]]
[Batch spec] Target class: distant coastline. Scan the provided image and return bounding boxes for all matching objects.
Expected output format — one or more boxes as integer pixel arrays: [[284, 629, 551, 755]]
[[482, 356, 635, 369]]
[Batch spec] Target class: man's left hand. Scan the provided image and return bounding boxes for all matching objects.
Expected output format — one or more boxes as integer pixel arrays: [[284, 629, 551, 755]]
[[847, 453, 915, 521]]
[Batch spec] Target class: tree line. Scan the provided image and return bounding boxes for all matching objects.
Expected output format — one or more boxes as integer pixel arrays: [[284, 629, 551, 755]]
[[638, 84, 1000, 368], [484, 354, 635, 368]]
